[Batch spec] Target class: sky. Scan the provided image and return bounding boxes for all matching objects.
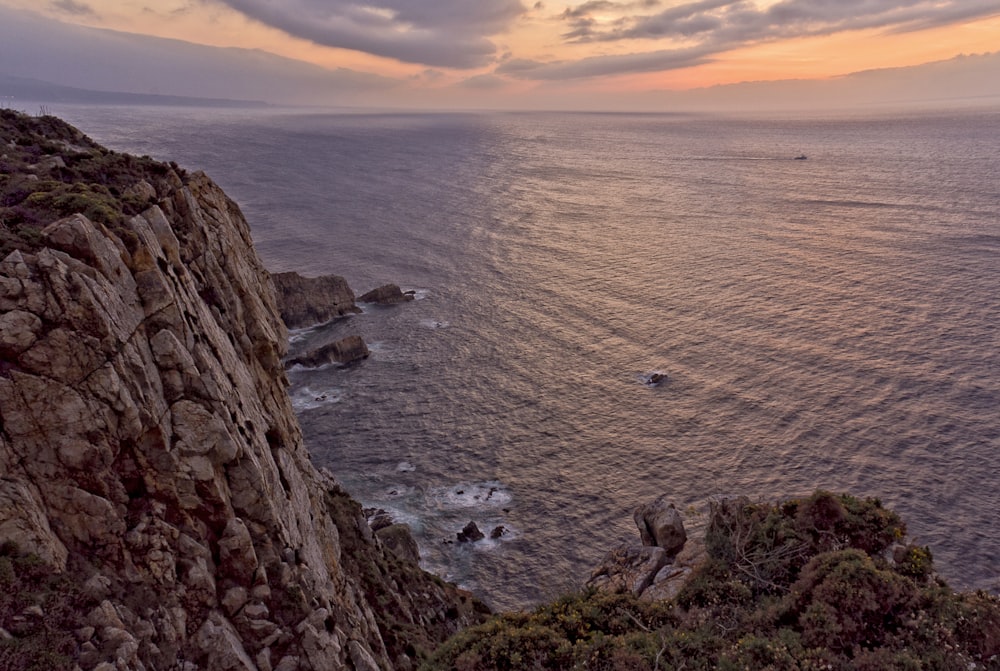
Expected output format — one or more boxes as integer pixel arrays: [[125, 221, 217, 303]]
[[1, 0, 999, 109]]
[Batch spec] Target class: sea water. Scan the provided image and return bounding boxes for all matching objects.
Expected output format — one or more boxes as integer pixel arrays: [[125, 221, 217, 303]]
[[56, 104, 1000, 611]]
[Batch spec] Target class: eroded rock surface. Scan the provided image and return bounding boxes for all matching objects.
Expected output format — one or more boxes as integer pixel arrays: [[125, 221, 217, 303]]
[[0, 113, 484, 670], [358, 284, 414, 305], [588, 497, 704, 601], [634, 496, 687, 556], [287, 335, 369, 368], [270, 271, 360, 329]]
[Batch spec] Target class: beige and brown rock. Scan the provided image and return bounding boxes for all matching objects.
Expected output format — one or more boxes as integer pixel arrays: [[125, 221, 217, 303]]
[[0, 113, 485, 671]]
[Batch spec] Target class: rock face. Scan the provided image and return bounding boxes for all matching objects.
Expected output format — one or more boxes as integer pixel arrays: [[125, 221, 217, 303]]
[[0, 113, 484, 670], [634, 496, 687, 556], [270, 271, 360, 328], [588, 497, 703, 601], [287, 335, 370, 368], [457, 522, 485, 543], [358, 284, 414, 305]]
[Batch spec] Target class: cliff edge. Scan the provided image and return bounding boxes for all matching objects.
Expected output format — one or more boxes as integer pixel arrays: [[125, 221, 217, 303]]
[[0, 110, 483, 671]]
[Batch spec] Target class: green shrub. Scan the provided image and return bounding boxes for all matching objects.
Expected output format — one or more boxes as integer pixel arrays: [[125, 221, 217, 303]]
[[896, 544, 934, 582], [426, 491, 1000, 671], [704, 491, 906, 596], [0, 109, 176, 255], [779, 549, 919, 653]]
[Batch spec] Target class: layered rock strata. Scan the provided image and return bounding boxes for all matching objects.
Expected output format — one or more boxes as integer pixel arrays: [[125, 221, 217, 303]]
[[0, 113, 483, 670]]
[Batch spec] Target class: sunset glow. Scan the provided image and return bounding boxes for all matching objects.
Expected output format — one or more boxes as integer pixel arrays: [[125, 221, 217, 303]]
[[1, 0, 998, 108]]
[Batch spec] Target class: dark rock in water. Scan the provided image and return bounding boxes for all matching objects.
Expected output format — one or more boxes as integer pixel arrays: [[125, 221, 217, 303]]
[[358, 283, 415, 305], [287, 335, 369, 368], [490, 525, 506, 539], [633, 497, 687, 559], [271, 271, 361, 328], [367, 509, 394, 533], [376, 524, 421, 564], [457, 521, 485, 543]]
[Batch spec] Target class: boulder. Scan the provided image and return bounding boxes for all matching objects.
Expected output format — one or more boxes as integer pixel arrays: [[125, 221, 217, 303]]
[[457, 521, 485, 543], [587, 543, 668, 596], [633, 496, 687, 558], [639, 535, 707, 602], [287, 335, 369, 368], [270, 271, 361, 329], [358, 284, 414, 305]]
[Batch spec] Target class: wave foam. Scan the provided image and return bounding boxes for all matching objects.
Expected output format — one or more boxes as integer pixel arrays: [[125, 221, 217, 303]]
[[429, 481, 512, 509], [290, 386, 343, 410]]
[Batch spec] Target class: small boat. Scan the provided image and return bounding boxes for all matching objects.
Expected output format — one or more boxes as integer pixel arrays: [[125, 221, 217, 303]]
[[794, 154, 808, 160]]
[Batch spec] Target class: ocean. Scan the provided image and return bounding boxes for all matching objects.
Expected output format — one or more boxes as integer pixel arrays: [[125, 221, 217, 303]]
[[53, 104, 1000, 611]]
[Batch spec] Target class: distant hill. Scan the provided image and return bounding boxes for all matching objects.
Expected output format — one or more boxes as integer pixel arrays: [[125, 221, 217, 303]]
[[0, 6, 397, 107], [0, 73, 268, 108], [647, 51, 1000, 112]]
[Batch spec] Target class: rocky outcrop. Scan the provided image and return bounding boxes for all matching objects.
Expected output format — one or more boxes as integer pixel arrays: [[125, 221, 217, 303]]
[[287, 335, 370, 368], [457, 522, 485, 543], [270, 271, 360, 328], [0, 112, 484, 670], [358, 284, 414, 305], [588, 498, 705, 602], [634, 497, 687, 555], [375, 525, 421, 565]]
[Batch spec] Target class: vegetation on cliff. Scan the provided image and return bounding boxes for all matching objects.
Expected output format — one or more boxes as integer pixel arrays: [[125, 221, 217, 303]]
[[423, 491, 1000, 670], [1, 110, 486, 671], [0, 109, 180, 256]]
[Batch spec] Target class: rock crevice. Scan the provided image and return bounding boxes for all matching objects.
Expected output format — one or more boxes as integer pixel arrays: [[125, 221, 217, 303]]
[[0, 113, 483, 670]]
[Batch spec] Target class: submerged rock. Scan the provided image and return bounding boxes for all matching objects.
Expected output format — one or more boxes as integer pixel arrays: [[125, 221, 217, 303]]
[[358, 283, 415, 305]]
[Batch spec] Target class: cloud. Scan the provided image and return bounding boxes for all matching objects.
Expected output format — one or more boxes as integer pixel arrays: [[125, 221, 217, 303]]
[[0, 6, 401, 106], [213, 0, 527, 68], [50, 0, 96, 16], [455, 73, 509, 89], [563, 0, 1000, 45], [499, 45, 717, 79], [518, 0, 1000, 80]]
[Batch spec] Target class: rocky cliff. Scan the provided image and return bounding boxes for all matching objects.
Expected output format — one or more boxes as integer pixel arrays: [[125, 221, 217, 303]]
[[0, 111, 483, 670]]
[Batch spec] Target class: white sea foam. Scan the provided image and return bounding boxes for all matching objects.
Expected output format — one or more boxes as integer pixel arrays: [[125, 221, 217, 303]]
[[640, 370, 668, 386], [396, 461, 417, 472], [290, 386, 343, 410], [419, 319, 450, 329], [383, 483, 416, 499], [429, 482, 512, 509], [372, 505, 422, 529]]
